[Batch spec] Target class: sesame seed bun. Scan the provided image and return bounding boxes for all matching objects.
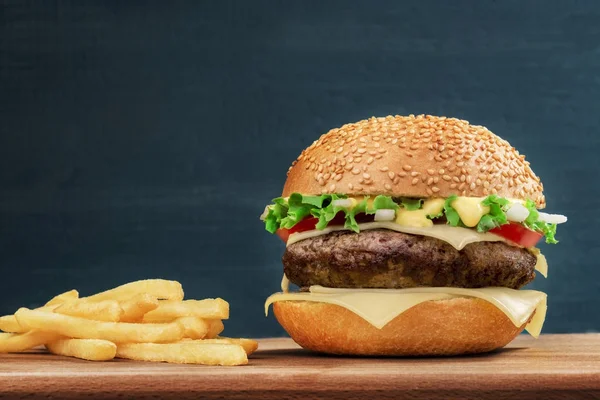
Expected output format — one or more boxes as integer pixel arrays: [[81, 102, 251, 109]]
[[283, 115, 545, 208], [273, 298, 530, 356]]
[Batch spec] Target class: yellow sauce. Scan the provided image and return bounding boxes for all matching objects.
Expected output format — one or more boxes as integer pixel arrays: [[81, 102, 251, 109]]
[[395, 198, 445, 227]]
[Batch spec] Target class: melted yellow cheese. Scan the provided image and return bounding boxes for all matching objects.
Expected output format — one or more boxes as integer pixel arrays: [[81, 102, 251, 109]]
[[395, 198, 445, 227], [281, 274, 290, 292], [287, 222, 505, 249], [265, 285, 547, 338], [530, 248, 548, 278], [451, 197, 490, 227]]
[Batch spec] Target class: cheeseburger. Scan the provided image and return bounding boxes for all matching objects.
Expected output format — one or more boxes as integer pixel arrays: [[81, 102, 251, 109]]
[[262, 115, 566, 356]]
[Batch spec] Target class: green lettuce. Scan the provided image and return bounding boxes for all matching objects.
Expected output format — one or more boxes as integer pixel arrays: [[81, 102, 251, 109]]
[[476, 195, 510, 232], [263, 192, 559, 244], [443, 195, 463, 227], [398, 198, 422, 211], [523, 199, 558, 244]]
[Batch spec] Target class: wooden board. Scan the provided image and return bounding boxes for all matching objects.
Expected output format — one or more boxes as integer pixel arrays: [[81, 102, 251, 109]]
[[0, 334, 599, 400]]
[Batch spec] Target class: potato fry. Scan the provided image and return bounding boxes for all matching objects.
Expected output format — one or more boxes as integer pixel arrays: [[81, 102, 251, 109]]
[[0, 305, 57, 334], [45, 289, 79, 306], [55, 300, 123, 322], [142, 299, 229, 322], [15, 308, 183, 343], [46, 339, 116, 361], [177, 317, 210, 339], [0, 331, 62, 353], [206, 319, 225, 339], [119, 294, 159, 322], [82, 279, 183, 302], [0, 315, 23, 333], [202, 337, 259, 356], [116, 342, 248, 365]]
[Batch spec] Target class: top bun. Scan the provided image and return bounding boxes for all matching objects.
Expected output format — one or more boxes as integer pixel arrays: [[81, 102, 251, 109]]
[[282, 115, 545, 208]]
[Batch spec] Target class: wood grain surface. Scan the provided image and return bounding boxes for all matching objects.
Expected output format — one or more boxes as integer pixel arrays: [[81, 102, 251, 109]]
[[0, 334, 598, 400]]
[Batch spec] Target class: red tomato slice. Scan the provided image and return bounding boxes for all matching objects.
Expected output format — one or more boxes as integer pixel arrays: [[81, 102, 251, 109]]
[[276, 213, 374, 243], [490, 222, 543, 247]]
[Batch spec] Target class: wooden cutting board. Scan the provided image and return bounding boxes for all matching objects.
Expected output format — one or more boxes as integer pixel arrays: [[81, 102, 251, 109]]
[[0, 334, 599, 399]]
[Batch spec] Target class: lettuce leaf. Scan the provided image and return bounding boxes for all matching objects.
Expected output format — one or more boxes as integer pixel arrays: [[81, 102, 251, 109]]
[[443, 195, 462, 227], [263, 193, 559, 244], [345, 197, 369, 232], [476, 195, 510, 232], [264, 197, 289, 233], [367, 195, 399, 214], [399, 198, 422, 211], [523, 199, 558, 244]]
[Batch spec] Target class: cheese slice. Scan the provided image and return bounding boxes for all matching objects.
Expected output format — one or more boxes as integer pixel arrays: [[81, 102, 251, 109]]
[[287, 222, 505, 249], [530, 248, 548, 278], [265, 285, 547, 338]]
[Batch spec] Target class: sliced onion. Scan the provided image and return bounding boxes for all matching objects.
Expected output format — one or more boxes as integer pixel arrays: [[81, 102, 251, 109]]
[[374, 209, 396, 222], [506, 203, 529, 222], [332, 199, 353, 208], [538, 212, 567, 224]]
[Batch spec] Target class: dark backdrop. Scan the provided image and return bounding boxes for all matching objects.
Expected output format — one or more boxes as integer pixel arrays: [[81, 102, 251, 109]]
[[0, 1, 598, 337]]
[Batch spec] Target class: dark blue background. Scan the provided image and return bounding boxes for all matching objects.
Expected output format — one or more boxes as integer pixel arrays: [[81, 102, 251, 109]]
[[0, 1, 598, 336]]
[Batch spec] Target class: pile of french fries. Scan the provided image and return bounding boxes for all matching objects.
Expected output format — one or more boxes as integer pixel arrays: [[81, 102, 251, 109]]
[[0, 279, 257, 365]]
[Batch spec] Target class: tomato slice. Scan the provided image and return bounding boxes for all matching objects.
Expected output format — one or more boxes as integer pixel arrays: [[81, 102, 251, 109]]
[[490, 222, 543, 247], [276, 213, 374, 243]]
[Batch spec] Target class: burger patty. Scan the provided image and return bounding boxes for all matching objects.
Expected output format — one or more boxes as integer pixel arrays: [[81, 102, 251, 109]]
[[283, 229, 537, 290]]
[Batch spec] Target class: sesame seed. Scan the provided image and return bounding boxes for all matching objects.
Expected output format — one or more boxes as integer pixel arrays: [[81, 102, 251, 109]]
[[427, 169, 435, 175], [411, 178, 419, 185], [399, 171, 408, 177], [352, 168, 360, 175], [357, 148, 366, 154], [384, 183, 392, 190], [388, 171, 395, 180], [379, 166, 389, 172], [432, 186, 440, 193], [426, 188, 433, 196], [348, 183, 353, 190], [403, 165, 412, 171], [363, 173, 371, 179]]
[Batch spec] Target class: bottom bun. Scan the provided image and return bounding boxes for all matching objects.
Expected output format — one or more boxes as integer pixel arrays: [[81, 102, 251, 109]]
[[273, 298, 529, 356]]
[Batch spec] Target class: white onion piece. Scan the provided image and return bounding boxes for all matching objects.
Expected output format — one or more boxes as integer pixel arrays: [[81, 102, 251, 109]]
[[506, 203, 530, 222], [538, 212, 567, 224], [332, 199, 353, 208], [374, 209, 396, 222]]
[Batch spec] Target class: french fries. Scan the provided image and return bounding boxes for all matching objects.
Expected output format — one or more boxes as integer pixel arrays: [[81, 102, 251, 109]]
[[116, 342, 248, 366], [206, 319, 225, 339], [45, 289, 79, 306], [177, 317, 210, 339], [202, 337, 259, 356], [15, 308, 184, 343], [0, 331, 62, 353], [0, 315, 22, 333], [82, 279, 184, 302], [46, 339, 116, 361], [54, 300, 123, 322], [142, 299, 229, 322], [0, 279, 256, 365], [119, 293, 159, 322]]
